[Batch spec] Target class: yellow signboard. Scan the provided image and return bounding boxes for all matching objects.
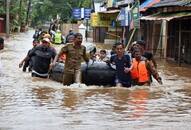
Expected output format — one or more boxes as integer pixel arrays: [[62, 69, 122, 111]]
[[91, 13, 110, 27], [91, 12, 118, 27]]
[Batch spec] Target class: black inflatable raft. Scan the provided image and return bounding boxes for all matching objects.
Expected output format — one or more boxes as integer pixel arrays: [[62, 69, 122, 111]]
[[49, 61, 116, 86]]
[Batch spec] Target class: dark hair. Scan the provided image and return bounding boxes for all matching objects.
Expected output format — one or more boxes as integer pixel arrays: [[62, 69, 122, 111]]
[[132, 48, 141, 56], [90, 46, 97, 54], [115, 42, 125, 48], [100, 49, 106, 54], [136, 40, 146, 47], [74, 33, 82, 38]]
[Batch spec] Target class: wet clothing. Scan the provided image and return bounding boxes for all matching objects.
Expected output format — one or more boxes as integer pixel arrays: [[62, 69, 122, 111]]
[[22, 49, 33, 72], [63, 70, 81, 86], [59, 43, 89, 74], [110, 54, 132, 87], [131, 58, 149, 84], [29, 45, 56, 78], [131, 57, 160, 85], [58, 43, 89, 85]]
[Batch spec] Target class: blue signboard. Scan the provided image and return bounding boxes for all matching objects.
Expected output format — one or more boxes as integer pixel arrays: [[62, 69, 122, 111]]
[[72, 8, 92, 20], [72, 8, 81, 19], [84, 8, 92, 19]]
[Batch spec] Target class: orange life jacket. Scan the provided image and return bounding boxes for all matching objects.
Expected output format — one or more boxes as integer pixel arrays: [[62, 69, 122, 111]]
[[131, 58, 149, 83]]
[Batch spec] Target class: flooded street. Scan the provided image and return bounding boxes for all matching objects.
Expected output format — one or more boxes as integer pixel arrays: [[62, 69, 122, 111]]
[[0, 30, 191, 130]]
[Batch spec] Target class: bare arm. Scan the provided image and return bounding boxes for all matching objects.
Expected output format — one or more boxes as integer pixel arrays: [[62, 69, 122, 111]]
[[146, 60, 162, 84]]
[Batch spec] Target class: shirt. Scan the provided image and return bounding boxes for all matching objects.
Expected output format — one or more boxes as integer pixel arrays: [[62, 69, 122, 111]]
[[59, 43, 89, 74], [110, 54, 131, 85], [29, 45, 56, 74]]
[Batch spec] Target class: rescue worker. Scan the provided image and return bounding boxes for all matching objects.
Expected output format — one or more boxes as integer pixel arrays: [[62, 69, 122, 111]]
[[19, 39, 40, 72], [53, 30, 63, 44], [51, 33, 89, 85], [136, 40, 157, 68], [110, 42, 132, 87], [131, 49, 162, 86], [29, 38, 56, 78]]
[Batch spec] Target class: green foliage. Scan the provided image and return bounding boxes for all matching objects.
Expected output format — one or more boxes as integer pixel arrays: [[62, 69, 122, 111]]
[[31, 0, 92, 26]]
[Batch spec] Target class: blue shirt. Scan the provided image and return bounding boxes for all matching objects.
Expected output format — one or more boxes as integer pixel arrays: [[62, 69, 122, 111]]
[[110, 54, 131, 87]]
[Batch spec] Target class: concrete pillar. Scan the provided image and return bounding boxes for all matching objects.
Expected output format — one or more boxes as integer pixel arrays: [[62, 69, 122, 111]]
[[78, 23, 86, 42], [162, 20, 168, 58]]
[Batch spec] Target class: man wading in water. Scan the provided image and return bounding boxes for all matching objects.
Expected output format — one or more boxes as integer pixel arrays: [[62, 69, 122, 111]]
[[51, 33, 89, 86]]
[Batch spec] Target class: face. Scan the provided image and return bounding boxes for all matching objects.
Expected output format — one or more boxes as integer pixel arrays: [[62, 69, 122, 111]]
[[74, 35, 83, 45], [134, 51, 141, 60], [33, 41, 39, 47], [136, 44, 144, 54], [42, 41, 49, 47], [115, 44, 124, 56], [100, 51, 106, 59], [68, 36, 75, 43]]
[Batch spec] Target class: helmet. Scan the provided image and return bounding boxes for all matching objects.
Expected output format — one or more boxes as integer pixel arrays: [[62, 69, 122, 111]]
[[56, 30, 61, 33]]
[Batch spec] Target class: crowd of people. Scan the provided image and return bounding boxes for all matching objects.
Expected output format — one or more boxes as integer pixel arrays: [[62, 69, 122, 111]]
[[19, 28, 162, 87]]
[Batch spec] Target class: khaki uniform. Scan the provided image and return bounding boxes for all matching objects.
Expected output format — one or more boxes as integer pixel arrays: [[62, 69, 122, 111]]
[[58, 43, 89, 85]]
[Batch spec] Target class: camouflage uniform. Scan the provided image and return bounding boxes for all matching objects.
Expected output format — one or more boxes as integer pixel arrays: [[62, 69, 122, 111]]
[[58, 43, 89, 85]]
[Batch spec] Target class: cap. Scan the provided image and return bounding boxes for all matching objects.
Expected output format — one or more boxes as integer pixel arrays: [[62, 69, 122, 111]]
[[56, 30, 61, 32]]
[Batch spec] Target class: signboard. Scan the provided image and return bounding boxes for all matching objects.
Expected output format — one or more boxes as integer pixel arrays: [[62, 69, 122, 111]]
[[91, 12, 119, 27], [118, 6, 131, 26], [130, 1, 140, 29], [72, 8, 92, 20], [84, 8, 92, 19], [72, 8, 81, 19]]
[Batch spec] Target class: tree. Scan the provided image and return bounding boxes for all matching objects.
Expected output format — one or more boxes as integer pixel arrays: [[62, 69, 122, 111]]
[[31, 0, 92, 26]]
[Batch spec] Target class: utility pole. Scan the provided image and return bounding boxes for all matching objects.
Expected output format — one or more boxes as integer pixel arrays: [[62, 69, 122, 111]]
[[6, 0, 10, 38], [26, 0, 32, 27]]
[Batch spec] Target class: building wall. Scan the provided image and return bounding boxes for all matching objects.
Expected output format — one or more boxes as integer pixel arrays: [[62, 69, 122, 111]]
[[167, 18, 191, 64]]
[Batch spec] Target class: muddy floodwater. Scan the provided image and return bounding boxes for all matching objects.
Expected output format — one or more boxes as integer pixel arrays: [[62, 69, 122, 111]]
[[0, 31, 191, 130]]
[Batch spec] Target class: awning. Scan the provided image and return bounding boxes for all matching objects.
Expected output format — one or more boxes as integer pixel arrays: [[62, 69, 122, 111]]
[[99, 9, 120, 14], [140, 12, 191, 21], [140, 0, 160, 12]]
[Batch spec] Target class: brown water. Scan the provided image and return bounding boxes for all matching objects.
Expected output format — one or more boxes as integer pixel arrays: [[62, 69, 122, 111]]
[[0, 31, 191, 130]]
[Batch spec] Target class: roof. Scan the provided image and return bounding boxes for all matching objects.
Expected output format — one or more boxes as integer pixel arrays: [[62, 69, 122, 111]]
[[140, 0, 161, 12], [140, 11, 191, 21], [152, 0, 191, 8], [99, 9, 120, 14]]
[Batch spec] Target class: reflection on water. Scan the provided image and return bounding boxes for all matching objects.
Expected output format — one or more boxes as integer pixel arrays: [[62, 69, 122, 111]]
[[0, 31, 191, 130]]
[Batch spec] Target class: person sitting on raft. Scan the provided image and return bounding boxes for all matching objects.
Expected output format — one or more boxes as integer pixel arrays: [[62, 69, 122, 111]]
[[19, 39, 40, 72], [97, 49, 109, 62], [109, 42, 133, 88], [131, 49, 162, 86]]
